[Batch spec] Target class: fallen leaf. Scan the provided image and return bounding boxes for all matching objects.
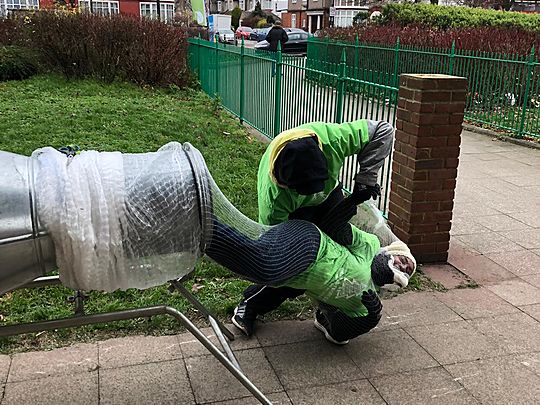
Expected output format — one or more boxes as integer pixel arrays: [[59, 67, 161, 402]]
[[191, 283, 204, 293]]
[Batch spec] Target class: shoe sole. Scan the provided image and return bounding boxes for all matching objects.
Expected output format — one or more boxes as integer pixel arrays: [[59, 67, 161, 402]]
[[314, 318, 349, 345]]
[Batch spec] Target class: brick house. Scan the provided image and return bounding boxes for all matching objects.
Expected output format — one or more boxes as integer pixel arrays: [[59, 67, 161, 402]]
[[305, 0, 330, 33], [281, 0, 306, 30], [1, 0, 178, 22]]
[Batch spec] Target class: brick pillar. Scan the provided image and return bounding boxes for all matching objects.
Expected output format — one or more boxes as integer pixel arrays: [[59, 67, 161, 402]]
[[388, 74, 467, 263]]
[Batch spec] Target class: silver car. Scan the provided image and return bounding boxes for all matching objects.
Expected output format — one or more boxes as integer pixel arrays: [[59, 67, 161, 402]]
[[216, 30, 237, 46]]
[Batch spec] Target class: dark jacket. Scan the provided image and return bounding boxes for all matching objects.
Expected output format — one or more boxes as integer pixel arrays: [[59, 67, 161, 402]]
[[265, 26, 288, 52]]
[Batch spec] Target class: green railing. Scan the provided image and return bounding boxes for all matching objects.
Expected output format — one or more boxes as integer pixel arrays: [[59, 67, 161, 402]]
[[188, 37, 398, 214], [307, 37, 540, 139]]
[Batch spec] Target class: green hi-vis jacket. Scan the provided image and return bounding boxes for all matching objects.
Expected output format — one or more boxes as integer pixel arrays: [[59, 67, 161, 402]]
[[257, 120, 370, 226], [281, 225, 380, 317]]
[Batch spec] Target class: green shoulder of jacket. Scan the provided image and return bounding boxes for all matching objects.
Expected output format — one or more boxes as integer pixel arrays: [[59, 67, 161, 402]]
[[257, 120, 370, 225]]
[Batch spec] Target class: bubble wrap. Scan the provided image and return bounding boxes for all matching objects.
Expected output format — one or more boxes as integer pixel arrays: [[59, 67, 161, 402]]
[[32, 142, 204, 291]]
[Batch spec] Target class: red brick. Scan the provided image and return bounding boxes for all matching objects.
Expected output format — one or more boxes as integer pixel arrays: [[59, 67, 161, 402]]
[[410, 112, 450, 126], [397, 107, 411, 121], [392, 151, 409, 166], [416, 251, 448, 263], [432, 124, 463, 137], [445, 157, 459, 168], [449, 114, 465, 124], [414, 159, 445, 170], [434, 102, 466, 113], [406, 100, 435, 113], [447, 136, 462, 146], [396, 120, 404, 130], [430, 147, 460, 158], [403, 76, 439, 90], [398, 87, 416, 101], [414, 136, 448, 148], [414, 91, 452, 103], [395, 129, 409, 143], [440, 201, 455, 211], [411, 201, 440, 212], [444, 179, 457, 188], [435, 78, 467, 90], [398, 98, 406, 109], [425, 190, 455, 201], [403, 122, 432, 137], [409, 180, 444, 192], [429, 168, 458, 180], [452, 91, 467, 102]]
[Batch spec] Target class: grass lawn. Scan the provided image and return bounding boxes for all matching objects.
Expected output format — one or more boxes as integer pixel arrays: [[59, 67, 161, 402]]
[[0, 75, 314, 353]]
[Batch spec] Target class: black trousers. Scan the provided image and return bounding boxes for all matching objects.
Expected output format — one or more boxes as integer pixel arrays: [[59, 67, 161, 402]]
[[242, 186, 345, 315]]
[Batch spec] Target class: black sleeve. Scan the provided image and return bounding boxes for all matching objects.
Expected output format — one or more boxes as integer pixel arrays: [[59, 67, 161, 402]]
[[282, 30, 289, 43]]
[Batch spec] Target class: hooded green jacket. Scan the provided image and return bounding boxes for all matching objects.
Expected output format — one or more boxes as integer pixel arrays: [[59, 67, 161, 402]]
[[281, 225, 380, 317], [258, 120, 387, 225]]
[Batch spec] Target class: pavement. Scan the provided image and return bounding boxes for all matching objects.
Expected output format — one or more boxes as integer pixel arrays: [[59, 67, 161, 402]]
[[1, 130, 540, 404]]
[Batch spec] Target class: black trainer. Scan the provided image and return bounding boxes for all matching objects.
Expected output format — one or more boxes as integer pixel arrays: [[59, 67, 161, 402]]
[[232, 300, 257, 337], [314, 309, 349, 345]]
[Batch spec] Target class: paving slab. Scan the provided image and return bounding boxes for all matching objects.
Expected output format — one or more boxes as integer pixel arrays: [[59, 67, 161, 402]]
[[2, 371, 98, 405], [515, 352, 540, 377], [519, 303, 540, 321], [99, 360, 194, 405], [263, 340, 362, 390], [449, 217, 491, 236], [486, 250, 540, 276], [405, 320, 504, 365], [255, 319, 321, 347], [287, 379, 385, 405], [185, 348, 282, 403], [98, 334, 182, 369], [8, 342, 98, 382], [434, 288, 519, 320], [454, 232, 523, 255], [468, 312, 540, 355], [0, 355, 9, 385], [522, 274, 540, 288], [378, 292, 461, 328], [178, 324, 261, 357], [445, 355, 540, 405], [448, 245, 516, 283], [487, 279, 540, 306], [420, 264, 471, 289], [509, 210, 540, 228], [370, 366, 479, 405], [345, 328, 437, 378], [474, 214, 532, 232], [504, 228, 540, 249], [210, 391, 292, 405]]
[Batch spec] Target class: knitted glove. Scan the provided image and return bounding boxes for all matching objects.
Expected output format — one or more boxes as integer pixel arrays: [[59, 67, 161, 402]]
[[370, 251, 395, 287], [316, 196, 357, 245], [361, 290, 383, 324], [351, 183, 381, 204]]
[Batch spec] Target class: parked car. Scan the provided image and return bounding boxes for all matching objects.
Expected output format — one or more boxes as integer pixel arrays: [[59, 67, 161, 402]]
[[254, 31, 309, 55], [216, 29, 237, 45], [250, 27, 271, 42], [235, 26, 253, 40]]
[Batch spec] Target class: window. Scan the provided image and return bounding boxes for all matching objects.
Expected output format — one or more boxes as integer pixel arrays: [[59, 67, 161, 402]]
[[217, 1, 222, 12], [239, 0, 245, 9], [139, 2, 175, 23], [0, 0, 38, 17], [262, 0, 272, 9], [291, 13, 296, 28], [79, 1, 119, 16], [334, 9, 359, 28]]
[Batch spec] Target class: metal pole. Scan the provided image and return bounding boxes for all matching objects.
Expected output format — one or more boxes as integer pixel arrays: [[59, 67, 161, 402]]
[[156, 0, 161, 21], [334, 48, 346, 124], [392, 37, 400, 89], [518, 46, 535, 138], [240, 37, 245, 124], [215, 39, 220, 98], [0, 306, 272, 404], [273, 42, 283, 137], [448, 40, 455, 75]]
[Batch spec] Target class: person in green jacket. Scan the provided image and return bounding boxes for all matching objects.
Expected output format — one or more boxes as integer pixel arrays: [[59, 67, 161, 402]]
[[206, 213, 416, 344], [232, 119, 395, 339]]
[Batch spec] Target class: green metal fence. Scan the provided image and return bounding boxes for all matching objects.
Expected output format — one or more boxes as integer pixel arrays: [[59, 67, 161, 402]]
[[307, 37, 540, 140], [188, 37, 397, 214]]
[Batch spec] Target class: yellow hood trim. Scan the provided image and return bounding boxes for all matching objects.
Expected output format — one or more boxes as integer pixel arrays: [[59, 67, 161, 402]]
[[269, 128, 323, 185]]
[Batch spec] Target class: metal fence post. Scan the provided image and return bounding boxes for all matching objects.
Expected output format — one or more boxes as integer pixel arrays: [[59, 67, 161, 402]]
[[392, 37, 400, 88], [518, 46, 535, 138], [214, 40, 219, 98], [334, 49, 347, 124], [273, 42, 283, 137], [354, 35, 359, 78], [197, 34, 201, 77], [448, 40, 455, 75], [240, 38, 245, 124]]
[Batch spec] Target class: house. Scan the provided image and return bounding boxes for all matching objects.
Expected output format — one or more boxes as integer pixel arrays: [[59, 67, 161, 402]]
[[1, 0, 178, 22], [281, 0, 307, 29], [306, 0, 330, 33]]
